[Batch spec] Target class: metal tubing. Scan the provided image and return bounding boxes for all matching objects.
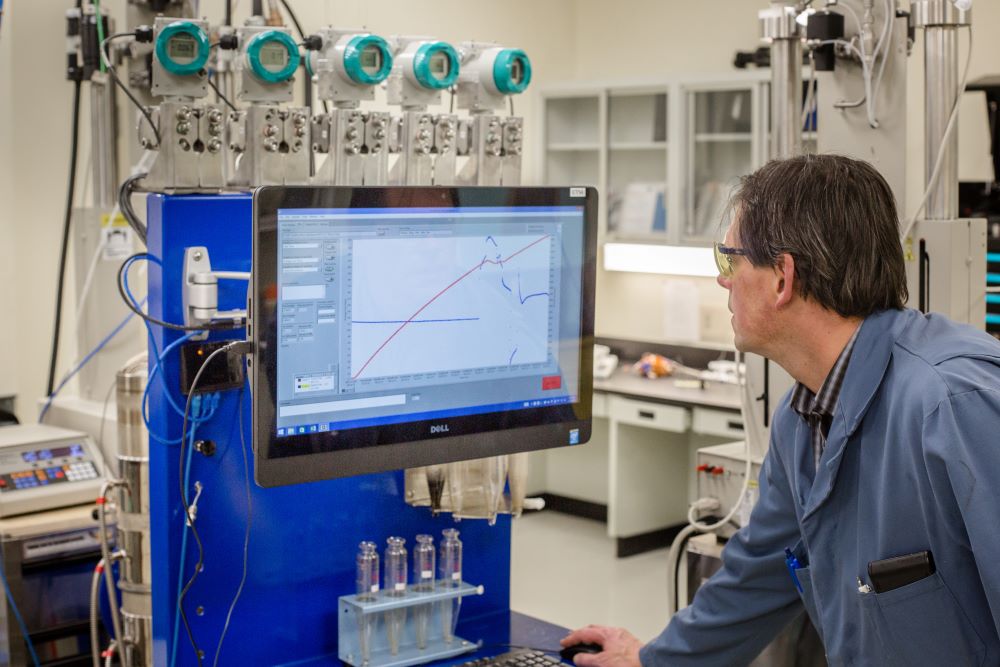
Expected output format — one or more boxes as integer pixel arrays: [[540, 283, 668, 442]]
[[770, 37, 803, 159], [89, 75, 119, 209], [98, 484, 126, 647], [116, 357, 153, 666], [924, 25, 959, 220]]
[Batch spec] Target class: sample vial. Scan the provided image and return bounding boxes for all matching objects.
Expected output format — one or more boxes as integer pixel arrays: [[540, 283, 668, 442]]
[[356, 541, 379, 601], [439, 529, 462, 586], [413, 534, 436, 592], [439, 529, 463, 644], [385, 537, 408, 595], [384, 537, 408, 655], [413, 534, 436, 649]]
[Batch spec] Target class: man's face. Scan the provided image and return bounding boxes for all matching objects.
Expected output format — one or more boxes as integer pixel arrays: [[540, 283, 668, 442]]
[[716, 221, 780, 355]]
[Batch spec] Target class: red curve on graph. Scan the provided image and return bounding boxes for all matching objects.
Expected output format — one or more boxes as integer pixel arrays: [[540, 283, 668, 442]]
[[351, 234, 552, 380]]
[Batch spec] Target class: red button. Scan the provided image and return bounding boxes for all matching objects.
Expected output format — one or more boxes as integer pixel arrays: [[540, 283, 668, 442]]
[[696, 464, 710, 472], [542, 375, 562, 390]]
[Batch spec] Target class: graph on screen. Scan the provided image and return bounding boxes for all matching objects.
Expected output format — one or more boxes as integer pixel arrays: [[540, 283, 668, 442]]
[[348, 233, 557, 382]]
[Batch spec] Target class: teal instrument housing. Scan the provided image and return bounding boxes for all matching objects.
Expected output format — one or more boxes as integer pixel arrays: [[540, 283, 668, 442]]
[[493, 49, 532, 95], [247, 30, 300, 83], [344, 35, 393, 85], [155, 21, 210, 76], [305, 51, 316, 78], [413, 42, 460, 90]]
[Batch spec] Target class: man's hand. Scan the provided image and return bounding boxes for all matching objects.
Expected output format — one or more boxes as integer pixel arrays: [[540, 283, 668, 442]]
[[560, 625, 643, 667]]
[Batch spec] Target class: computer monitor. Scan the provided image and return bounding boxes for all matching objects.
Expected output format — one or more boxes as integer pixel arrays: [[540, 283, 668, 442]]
[[251, 186, 597, 487]]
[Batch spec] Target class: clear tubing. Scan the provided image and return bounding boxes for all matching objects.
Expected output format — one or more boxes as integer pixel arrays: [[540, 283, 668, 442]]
[[439, 529, 463, 643], [484, 456, 508, 525], [384, 537, 407, 655], [447, 461, 465, 519], [507, 453, 528, 517], [413, 535, 435, 649]]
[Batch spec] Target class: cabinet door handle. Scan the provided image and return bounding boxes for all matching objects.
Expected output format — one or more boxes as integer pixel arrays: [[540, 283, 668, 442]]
[[727, 420, 744, 431], [638, 410, 655, 420]]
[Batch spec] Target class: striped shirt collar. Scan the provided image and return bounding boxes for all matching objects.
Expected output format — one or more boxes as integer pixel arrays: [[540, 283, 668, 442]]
[[791, 325, 862, 429]]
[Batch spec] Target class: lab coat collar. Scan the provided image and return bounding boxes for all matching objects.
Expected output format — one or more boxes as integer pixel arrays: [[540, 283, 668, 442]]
[[800, 308, 907, 520]]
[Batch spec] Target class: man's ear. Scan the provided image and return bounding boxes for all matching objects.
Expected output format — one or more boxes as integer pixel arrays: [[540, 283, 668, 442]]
[[774, 253, 796, 308]]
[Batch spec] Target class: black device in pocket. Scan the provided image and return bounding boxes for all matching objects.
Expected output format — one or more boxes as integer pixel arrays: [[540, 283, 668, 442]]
[[867, 550, 935, 594]]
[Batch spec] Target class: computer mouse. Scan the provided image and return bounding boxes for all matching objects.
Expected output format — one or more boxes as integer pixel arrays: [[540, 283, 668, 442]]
[[559, 643, 603, 663]]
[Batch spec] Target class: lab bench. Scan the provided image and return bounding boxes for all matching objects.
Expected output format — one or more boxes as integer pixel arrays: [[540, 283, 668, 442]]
[[529, 366, 743, 557]]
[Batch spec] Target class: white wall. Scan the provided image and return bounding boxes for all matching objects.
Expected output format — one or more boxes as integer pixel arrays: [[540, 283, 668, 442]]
[[573, 0, 763, 344], [0, 6, 17, 400]]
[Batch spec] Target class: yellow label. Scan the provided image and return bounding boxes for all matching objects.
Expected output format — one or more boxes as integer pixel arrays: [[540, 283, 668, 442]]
[[100, 212, 129, 229]]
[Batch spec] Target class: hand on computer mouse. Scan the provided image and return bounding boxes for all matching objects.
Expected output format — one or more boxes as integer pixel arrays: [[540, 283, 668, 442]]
[[560, 625, 642, 667]]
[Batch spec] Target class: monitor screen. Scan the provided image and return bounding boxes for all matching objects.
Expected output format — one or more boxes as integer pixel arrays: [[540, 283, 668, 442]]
[[252, 187, 597, 487]]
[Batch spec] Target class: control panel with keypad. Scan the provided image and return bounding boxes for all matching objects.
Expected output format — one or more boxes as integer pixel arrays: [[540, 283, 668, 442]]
[[0, 425, 106, 517]]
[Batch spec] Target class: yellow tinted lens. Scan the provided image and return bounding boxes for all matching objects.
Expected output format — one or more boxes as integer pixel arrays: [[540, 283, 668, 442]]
[[713, 243, 732, 277]]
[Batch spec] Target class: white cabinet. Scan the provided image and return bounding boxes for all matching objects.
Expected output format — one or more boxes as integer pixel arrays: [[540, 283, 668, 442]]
[[540, 72, 818, 247], [540, 73, 770, 246]]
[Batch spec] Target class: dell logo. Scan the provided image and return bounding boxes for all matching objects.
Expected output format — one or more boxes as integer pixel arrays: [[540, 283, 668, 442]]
[[430, 424, 449, 434]]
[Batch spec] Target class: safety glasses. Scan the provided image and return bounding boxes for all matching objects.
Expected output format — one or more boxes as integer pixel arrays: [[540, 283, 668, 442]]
[[713, 242, 749, 278]]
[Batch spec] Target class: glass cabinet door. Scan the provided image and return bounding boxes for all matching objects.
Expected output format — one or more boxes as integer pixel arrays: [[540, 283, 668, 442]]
[[684, 87, 755, 244], [606, 91, 669, 239], [543, 94, 601, 188]]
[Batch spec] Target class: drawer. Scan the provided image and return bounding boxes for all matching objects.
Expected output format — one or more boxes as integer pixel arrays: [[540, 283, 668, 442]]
[[593, 392, 609, 419], [610, 395, 689, 432], [692, 407, 745, 439]]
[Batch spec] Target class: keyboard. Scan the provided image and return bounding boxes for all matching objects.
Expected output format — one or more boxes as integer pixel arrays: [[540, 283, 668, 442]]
[[458, 649, 565, 667]]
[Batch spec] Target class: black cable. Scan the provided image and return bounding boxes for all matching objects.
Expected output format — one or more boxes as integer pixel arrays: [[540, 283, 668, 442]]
[[119, 172, 148, 246], [117, 253, 238, 332], [206, 75, 237, 112], [211, 386, 252, 667], [672, 528, 698, 612], [251, 0, 263, 17], [509, 95, 514, 117], [178, 343, 241, 666], [102, 32, 161, 146], [46, 78, 82, 397], [224, 0, 232, 26], [276, 0, 328, 115]]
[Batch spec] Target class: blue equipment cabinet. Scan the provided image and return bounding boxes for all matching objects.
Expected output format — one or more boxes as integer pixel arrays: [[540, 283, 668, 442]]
[[146, 194, 514, 666]]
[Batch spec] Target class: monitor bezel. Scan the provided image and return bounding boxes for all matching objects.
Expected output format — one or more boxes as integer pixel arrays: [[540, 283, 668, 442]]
[[251, 186, 597, 487]]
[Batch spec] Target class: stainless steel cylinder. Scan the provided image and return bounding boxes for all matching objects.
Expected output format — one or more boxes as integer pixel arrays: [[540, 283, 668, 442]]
[[770, 37, 803, 159], [89, 75, 120, 209], [115, 355, 153, 667], [923, 25, 959, 220], [760, 2, 803, 159]]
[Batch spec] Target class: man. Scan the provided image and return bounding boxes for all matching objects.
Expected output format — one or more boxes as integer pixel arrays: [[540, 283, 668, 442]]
[[562, 154, 1000, 665]]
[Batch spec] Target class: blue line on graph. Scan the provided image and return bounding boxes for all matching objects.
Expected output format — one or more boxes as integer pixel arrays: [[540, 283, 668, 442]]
[[501, 274, 512, 292], [508, 347, 518, 366], [496, 253, 504, 268], [479, 254, 488, 269], [517, 271, 549, 305], [353, 317, 480, 324], [486, 235, 498, 247]]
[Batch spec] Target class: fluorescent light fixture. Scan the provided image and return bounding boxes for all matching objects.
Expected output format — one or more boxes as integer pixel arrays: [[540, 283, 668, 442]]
[[603, 243, 717, 277]]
